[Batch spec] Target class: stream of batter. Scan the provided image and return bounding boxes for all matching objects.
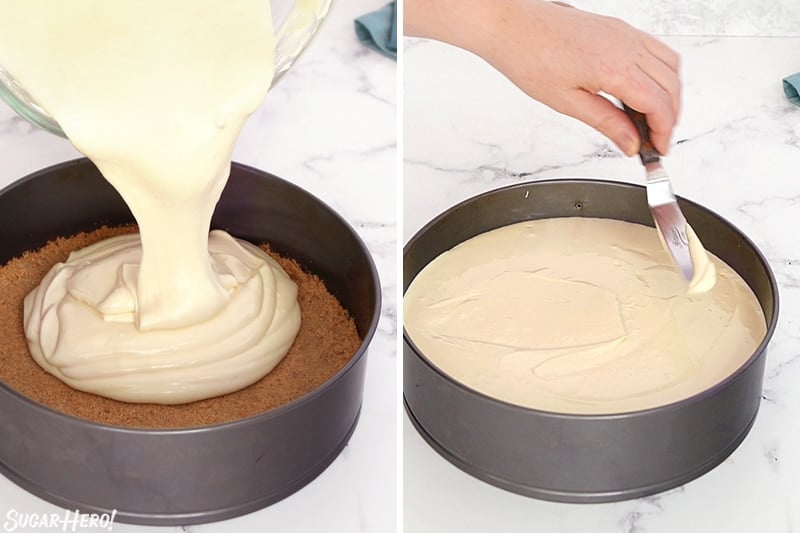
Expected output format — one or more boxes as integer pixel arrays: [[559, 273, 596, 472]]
[[404, 217, 767, 414], [0, 0, 302, 403]]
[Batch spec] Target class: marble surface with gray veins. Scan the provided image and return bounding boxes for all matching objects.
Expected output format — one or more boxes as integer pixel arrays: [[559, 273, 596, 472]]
[[404, 2, 800, 532], [0, 1, 396, 532]]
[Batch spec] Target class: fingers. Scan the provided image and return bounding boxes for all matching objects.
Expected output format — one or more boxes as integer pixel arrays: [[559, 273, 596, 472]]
[[565, 49, 678, 158], [643, 34, 680, 73], [608, 60, 677, 155], [636, 48, 681, 122], [559, 90, 640, 156], [582, 22, 680, 155], [630, 64, 679, 155], [486, 2, 682, 157], [628, 37, 681, 154]]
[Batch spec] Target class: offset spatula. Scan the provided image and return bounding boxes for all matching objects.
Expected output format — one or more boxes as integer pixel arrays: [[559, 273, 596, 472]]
[[623, 104, 694, 282]]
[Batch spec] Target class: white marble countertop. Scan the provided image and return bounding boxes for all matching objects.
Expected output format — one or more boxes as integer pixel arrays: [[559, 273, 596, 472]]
[[403, 2, 800, 532], [0, 1, 396, 532]]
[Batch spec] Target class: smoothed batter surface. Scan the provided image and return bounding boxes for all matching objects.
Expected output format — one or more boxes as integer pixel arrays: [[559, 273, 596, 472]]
[[404, 217, 767, 414]]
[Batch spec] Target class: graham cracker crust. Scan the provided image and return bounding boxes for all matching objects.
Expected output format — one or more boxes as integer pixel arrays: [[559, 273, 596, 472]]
[[0, 225, 361, 429]]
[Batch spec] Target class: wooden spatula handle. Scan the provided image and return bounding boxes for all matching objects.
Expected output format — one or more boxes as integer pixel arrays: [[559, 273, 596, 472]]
[[622, 104, 660, 166]]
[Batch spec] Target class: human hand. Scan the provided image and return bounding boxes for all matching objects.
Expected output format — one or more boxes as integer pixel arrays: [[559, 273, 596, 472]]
[[477, 1, 681, 156], [406, 0, 681, 156]]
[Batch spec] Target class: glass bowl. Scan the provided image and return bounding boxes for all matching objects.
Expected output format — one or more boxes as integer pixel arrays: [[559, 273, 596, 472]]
[[0, 0, 334, 136]]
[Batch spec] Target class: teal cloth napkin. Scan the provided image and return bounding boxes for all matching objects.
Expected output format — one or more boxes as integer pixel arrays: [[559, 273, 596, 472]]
[[354, 2, 397, 60], [783, 73, 800, 107]]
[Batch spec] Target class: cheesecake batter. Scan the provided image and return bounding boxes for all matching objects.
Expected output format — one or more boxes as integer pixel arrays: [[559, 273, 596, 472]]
[[0, 0, 302, 403], [404, 217, 766, 414], [683, 224, 717, 294]]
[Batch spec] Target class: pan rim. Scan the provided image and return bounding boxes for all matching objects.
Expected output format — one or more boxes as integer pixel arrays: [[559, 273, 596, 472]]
[[403, 177, 779, 421], [0, 157, 383, 434]]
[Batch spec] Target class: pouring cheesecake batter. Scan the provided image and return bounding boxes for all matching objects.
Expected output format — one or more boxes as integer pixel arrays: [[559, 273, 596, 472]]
[[0, 0, 302, 403], [404, 217, 766, 414]]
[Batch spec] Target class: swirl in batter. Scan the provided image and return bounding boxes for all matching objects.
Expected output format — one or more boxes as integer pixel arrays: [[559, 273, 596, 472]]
[[1, 0, 302, 403]]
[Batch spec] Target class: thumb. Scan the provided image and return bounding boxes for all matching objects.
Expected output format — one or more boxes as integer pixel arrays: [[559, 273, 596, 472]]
[[558, 90, 640, 156]]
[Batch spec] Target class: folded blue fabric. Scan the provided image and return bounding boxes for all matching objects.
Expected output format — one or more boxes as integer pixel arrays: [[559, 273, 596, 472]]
[[354, 2, 397, 60], [783, 72, 800, 107]]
